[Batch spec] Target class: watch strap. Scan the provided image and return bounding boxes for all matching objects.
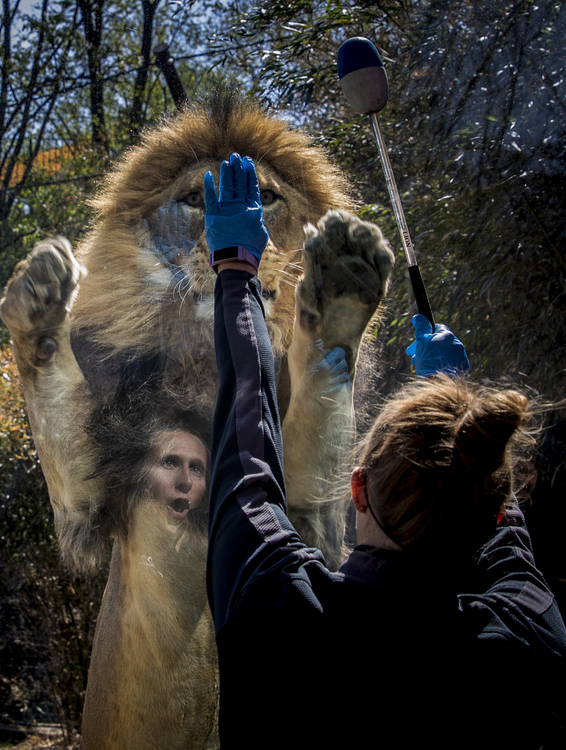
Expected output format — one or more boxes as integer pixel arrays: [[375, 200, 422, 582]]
[[209, 245, 258, 270]]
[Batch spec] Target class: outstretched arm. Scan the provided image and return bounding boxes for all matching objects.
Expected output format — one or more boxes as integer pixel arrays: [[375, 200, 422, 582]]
[[206, 154, 315, 631], [208, 267, 304, 629], [458, 500, 566, 731], [460, 502, 566, 652]]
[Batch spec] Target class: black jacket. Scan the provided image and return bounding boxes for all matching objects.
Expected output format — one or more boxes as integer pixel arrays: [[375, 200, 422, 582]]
[[208, 270, 566, 749]]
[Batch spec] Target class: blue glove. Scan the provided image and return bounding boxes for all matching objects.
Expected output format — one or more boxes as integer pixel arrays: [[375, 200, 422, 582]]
[[204, 153, 269, 268], [310, 343, 352, 394], [406, 314, 470, 377]]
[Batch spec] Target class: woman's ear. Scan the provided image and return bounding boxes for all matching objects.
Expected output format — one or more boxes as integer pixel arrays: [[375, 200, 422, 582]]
[[351, 467, 367, 513]]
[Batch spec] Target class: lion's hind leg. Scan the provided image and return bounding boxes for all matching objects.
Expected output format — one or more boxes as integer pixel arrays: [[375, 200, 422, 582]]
[[1, 238, 106, 573], [282, 210, 395, 568]]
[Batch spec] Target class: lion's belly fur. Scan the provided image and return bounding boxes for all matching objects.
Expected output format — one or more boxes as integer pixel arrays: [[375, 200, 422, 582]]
[[81, 505, 218, 750]]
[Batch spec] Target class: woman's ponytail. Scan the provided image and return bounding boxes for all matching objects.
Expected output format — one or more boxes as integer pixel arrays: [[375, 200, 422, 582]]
[[453, 390, 529, 476]]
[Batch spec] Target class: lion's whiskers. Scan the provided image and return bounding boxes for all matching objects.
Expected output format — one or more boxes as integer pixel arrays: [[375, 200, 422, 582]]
[[173, 273, 190, 300], [180, 273, 205, 308], [271, 268, 297, 282], [277, 277, 296, 289]]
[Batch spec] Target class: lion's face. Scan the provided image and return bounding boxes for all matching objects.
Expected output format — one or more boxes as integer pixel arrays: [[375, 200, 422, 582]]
[[141, 159, 308, 351], [73, 98, 354, 361], [172, 158, 310, 273]]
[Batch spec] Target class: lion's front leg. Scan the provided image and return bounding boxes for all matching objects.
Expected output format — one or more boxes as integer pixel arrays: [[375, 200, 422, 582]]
[[1, 238, 105, 572], [282, 210, 395, 569]]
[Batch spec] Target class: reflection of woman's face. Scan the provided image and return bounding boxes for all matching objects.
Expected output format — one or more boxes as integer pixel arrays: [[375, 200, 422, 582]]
[[146, 430, 207, 519]]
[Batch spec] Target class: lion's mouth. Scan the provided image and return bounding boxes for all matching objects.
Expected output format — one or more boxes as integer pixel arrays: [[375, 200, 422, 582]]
[[167, 498, 190, 519]]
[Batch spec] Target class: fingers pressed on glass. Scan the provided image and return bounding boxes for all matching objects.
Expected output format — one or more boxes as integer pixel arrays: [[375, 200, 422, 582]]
[[204, 172, 219, 213], [230, 154, 247, 200], [218, 159, 234, 202], [243, 157, 261, 206]]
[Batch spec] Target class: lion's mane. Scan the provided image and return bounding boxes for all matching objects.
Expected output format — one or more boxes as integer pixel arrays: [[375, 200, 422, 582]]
[[71, 91, 354, 356]]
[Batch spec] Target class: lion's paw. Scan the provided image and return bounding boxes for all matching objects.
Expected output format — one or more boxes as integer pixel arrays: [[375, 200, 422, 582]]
[[296, 210, 394, 368], [1, 237, 85, 342]]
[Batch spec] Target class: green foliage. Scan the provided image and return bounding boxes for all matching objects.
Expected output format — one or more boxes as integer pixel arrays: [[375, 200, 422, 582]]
[[221, 0, 409, 109], [0, 350, 34, 476]]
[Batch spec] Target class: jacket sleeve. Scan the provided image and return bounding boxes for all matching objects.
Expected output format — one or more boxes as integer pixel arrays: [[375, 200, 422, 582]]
[[207, 270, 326, 634], [458, 502, 566, 659]]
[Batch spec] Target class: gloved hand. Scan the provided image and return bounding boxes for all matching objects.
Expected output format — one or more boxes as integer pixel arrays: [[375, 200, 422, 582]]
[[406, 314, 470, 377], [204, 153, 269, 268], [142, 200, 195, 263], [310, 342, 352, 394]]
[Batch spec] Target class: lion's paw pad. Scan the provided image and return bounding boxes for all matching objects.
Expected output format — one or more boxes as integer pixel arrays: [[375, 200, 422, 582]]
[[302, 210, 394, 305], [1, 237, 85, 334]]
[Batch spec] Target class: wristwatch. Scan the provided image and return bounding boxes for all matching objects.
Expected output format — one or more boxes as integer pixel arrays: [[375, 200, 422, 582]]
[[209, 245, 258, 270]]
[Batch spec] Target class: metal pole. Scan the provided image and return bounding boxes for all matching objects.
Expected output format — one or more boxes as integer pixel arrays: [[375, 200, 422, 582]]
[[369, 112, 435, 327]]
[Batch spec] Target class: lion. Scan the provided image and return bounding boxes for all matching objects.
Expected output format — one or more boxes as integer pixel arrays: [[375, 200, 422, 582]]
[[1, 91, 395, 750]]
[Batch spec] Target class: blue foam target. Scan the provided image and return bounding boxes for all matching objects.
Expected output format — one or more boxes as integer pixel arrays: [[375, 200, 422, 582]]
[[337, 37, 388, 115]]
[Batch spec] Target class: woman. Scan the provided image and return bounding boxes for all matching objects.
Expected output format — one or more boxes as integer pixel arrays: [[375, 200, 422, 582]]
[[88, 389, 211, 537], [205, 154, 566, 749], [144, 424, 207, 523]]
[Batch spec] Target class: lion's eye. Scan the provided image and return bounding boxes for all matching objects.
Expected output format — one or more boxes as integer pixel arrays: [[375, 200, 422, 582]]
[[260, 190, 278, 206], [183, 192, 204, 209]]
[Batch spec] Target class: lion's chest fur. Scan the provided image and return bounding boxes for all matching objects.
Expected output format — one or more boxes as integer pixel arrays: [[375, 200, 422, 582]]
[[82, 506, 218, 749]]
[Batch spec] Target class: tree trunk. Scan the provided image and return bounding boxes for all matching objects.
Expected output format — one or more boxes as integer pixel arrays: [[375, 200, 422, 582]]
[[78, 0, 107, 151], [128, 0, 161, 142]]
